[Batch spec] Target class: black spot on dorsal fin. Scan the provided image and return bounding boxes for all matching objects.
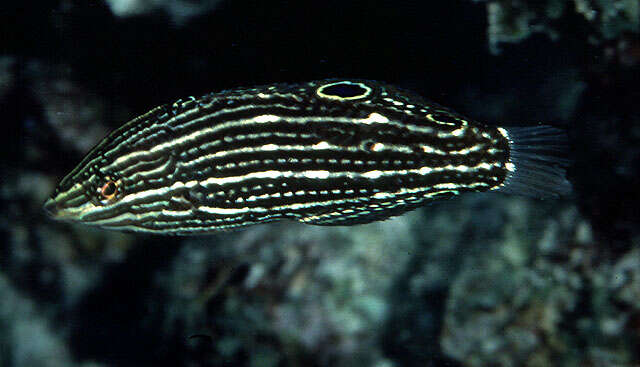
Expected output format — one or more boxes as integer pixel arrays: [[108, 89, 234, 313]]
[[316, 81, 373, 100], [322, 82, 367, 98]]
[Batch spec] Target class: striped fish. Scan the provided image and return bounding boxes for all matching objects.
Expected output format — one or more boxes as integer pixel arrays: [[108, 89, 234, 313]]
[[43, 79, 571, 235]]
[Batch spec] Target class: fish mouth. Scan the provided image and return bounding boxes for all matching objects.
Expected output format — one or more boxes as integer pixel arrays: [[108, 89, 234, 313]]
[[43, 197, 59, 218], [43, 197, 83, 222]]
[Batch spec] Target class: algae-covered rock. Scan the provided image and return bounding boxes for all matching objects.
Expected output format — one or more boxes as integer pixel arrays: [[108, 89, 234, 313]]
[[441, 203, 640, 367], [159, 219, 421, 366], [472, 0, 640, 53]]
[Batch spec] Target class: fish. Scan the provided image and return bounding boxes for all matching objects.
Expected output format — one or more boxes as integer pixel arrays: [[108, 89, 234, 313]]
[[43, 79, 571, 235]]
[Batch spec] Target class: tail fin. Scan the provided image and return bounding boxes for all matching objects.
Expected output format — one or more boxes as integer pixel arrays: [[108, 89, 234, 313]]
[[497, 126, 572, 199]]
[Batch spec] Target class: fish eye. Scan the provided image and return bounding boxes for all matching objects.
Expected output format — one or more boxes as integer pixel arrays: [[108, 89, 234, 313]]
[[98, 178, 120, 204]]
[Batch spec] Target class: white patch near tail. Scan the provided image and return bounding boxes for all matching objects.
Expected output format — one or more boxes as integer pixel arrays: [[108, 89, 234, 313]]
[[497, 126, 572, 199]]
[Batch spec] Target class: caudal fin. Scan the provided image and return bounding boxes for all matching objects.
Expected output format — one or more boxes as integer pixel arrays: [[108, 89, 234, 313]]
[[497, 125, 572, 199]]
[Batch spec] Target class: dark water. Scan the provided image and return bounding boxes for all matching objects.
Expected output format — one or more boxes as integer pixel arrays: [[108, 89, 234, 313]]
[[1, 0, 639, 366]]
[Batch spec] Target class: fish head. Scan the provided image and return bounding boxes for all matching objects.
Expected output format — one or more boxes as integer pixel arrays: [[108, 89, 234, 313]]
[[44, 149, 129, 227], [43, 109, 177, 232]]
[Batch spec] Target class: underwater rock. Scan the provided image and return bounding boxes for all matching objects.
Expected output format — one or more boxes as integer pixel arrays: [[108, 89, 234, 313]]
[[441, 202, 583, 366], [0, 275, 76, 367], [472, 0, 640, 53], [151, 194, 593, 367], [441, 202, 640, 366], [158, 219, 421, 366], [105, 0, 224, 25]]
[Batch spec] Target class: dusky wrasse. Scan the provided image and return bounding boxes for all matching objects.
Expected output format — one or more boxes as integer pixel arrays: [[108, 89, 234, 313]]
[[44, 79, 571, 234]]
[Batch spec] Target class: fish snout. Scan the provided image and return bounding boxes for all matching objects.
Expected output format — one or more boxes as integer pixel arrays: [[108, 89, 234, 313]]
[[43, 198, 59, 218]]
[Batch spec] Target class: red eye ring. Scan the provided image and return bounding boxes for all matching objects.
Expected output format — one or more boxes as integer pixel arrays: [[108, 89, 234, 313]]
[[100, 180, 119, 201]]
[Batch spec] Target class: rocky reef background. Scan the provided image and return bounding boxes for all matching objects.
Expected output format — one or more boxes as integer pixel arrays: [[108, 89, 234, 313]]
[[1, 0, 639, 366]]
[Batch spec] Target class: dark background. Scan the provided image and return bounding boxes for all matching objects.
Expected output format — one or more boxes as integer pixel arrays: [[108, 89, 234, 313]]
[[1, 0, 639, 366]]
